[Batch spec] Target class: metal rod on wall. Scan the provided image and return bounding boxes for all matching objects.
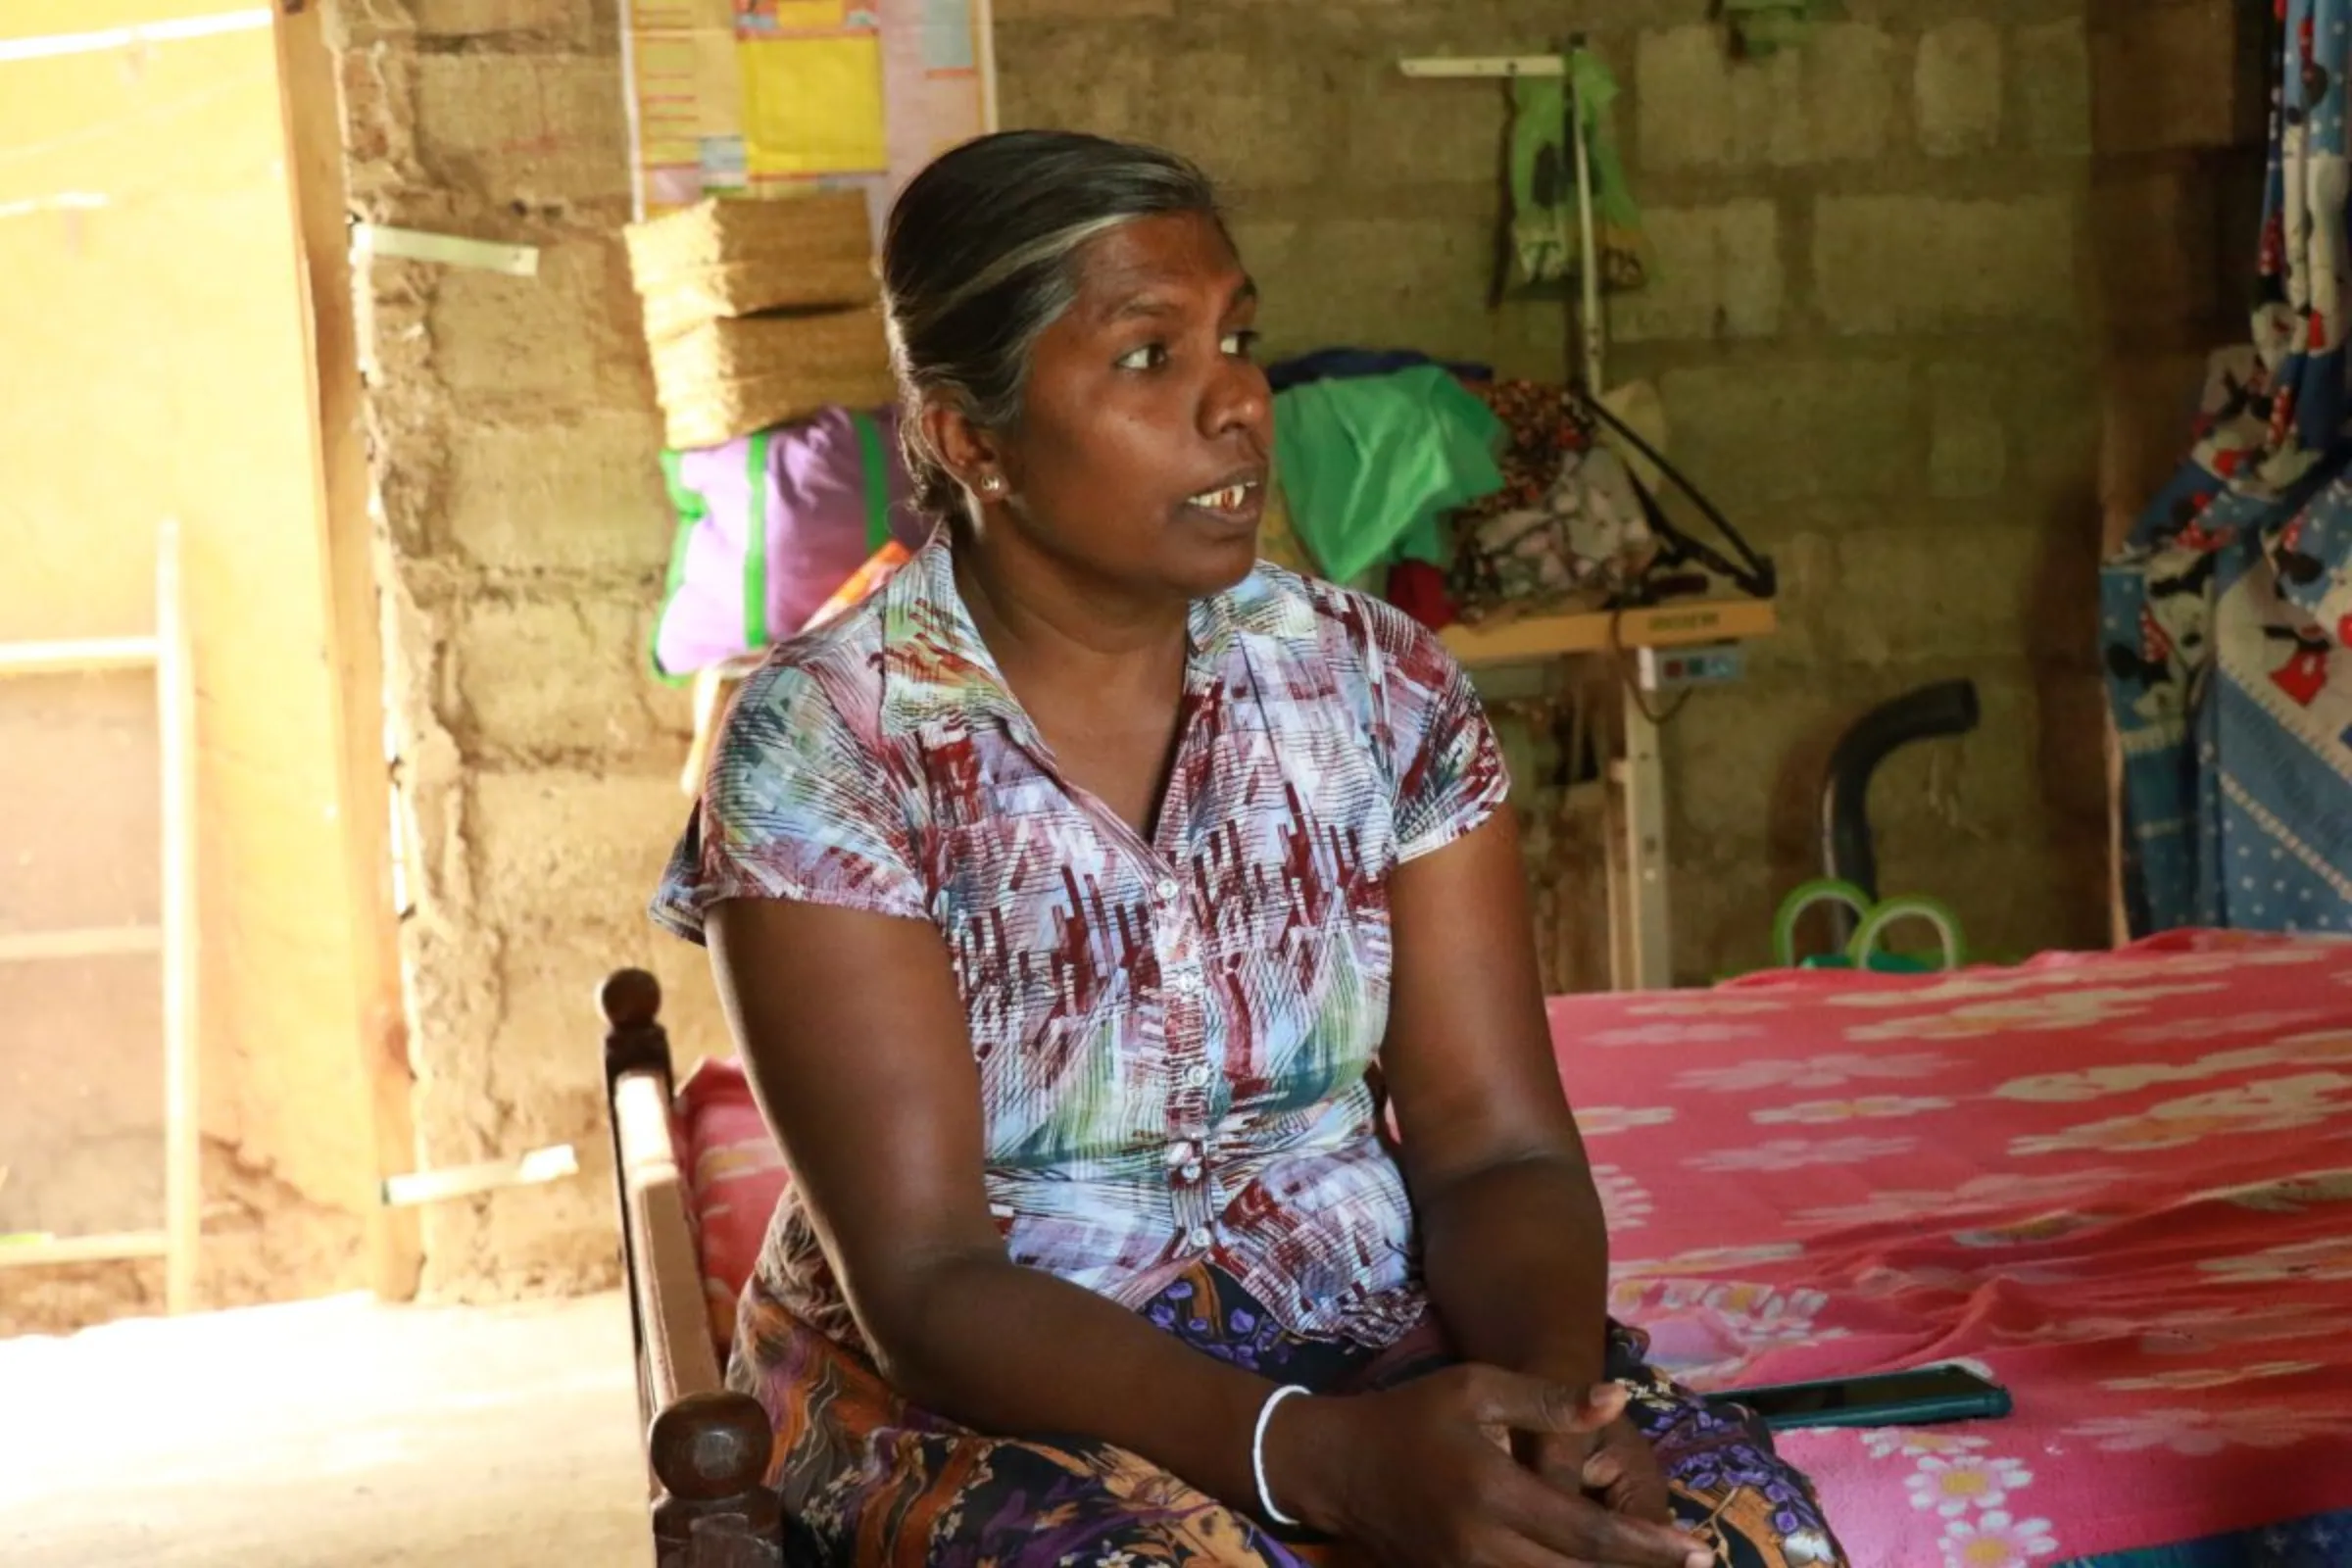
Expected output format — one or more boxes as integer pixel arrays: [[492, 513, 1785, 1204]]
[[1567, 45, 1605, 394], [975, 0, 1001, 133]]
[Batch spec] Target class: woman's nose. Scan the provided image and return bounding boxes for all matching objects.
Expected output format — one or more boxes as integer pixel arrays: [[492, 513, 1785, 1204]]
[[1200, 356, 1272, 449]]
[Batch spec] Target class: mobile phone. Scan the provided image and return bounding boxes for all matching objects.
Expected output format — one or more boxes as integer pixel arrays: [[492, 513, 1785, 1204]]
[[1703, 1363, 2014, 1432]]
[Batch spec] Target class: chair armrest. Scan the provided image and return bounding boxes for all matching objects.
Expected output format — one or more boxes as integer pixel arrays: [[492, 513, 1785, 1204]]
[[602, 969, 784, 1568], [613, 1064, 726, 1407]]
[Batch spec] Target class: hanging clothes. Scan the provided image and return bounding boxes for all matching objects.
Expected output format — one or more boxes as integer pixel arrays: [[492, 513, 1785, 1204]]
[[2105, 1, 2352, 936], [1384, 560, 1458, 632], [1503, 53, 1648, 297], [1264, 346, 1492, 394], [1270, 366, 1504, 590], [1723, 0, 1818, 56], [1448, 380, 1660, 618]]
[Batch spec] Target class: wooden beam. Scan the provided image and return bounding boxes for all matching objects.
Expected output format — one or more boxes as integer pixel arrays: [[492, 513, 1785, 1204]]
[[0, 636, 160, 677], [1441, 597, 1779, 670], [0, 925, 164, 963], [270, 4, 423, 1301], [158, 520, 202, 1314], [0, 1230, 168, 1269]]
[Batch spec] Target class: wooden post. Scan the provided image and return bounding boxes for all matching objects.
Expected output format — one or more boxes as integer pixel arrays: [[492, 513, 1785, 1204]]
[[270, 3, 423, 1300], [157, 520, 201, 1313]]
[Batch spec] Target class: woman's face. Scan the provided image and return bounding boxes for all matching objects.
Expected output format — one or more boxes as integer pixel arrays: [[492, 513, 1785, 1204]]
[[985, 210, 1272, 601]]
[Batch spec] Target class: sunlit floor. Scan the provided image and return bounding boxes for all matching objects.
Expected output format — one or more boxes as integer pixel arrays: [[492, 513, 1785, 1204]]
[[0, 1289, 651, 1566]]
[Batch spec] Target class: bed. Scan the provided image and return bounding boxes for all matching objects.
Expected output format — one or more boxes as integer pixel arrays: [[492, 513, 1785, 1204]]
[[599, 930, 2352, 1567]]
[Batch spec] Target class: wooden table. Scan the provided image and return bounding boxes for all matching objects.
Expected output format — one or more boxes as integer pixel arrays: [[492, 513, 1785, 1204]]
[[1443, 597, 1779, 991]]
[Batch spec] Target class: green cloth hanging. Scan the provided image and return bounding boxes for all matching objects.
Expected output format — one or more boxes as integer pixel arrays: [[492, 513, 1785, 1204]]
[[1504, 52, 1649, 297], [1271, 367, 1504, 588], [1723, 0, 1817, 57]]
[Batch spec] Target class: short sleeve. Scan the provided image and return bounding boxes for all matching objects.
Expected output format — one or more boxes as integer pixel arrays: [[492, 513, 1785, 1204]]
[[1380, 614, 1512, 865], [649, 658, 927, 945]]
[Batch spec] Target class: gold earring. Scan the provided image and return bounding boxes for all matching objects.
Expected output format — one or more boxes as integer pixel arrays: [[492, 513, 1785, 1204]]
[[979, 475, 1004, 496]]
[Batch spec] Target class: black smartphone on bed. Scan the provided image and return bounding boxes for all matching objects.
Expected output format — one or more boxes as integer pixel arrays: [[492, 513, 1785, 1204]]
[[1704, 1363, 2014, 1432]]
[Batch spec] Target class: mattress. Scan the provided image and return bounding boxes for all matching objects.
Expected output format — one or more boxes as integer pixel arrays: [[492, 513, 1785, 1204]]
[[1555, 930, 2352, 1565], [671, 929, 2352, 1563]]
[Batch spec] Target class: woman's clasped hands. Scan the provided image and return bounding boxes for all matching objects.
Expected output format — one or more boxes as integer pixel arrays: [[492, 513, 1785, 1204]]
[[1265, 1368, 1716, 1568]]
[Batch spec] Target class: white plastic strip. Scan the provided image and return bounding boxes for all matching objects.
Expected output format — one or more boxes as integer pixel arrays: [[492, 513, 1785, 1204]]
[[380, 1145, 580, 1207], [0, 633, 161, 675], [1399, 56, 1565, 78], [0, 8, 270, 67], [353, 222, 541, 276], [0, 191, 109, 220]]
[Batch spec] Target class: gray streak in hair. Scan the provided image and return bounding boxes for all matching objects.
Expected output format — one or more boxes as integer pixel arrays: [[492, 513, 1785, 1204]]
[[878, 130, 1225, 523]]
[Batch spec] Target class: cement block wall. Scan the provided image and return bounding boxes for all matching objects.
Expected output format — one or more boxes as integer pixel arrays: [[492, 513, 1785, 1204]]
[[1001, 0, 2124, 978], [325, 0, 2251, 1295], [2089, 0, 2271, 553]]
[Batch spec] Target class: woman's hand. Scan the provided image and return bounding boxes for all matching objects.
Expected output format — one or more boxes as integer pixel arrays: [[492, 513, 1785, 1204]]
[[1267, 1367, 1713, 1568], [1534, 1416, 1677, 1526]]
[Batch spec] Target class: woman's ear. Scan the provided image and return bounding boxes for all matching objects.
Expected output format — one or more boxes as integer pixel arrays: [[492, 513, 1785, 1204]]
[[920, 399, 1007, 501]]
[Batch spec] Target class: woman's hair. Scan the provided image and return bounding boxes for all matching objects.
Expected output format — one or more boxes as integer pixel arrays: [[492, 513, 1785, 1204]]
[[880, 129, 1225, 522]]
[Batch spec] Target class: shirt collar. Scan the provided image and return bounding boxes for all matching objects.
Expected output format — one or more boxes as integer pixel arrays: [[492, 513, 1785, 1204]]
[[1186, 552, 1317, 662], [878, 530, 1318, 735], [877, 530, 1026, 736]]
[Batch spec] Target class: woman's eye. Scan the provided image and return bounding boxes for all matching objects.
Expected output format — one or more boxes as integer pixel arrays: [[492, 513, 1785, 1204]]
[[1221, 329, 1261, 360], [1115, 343, 1169, 371]]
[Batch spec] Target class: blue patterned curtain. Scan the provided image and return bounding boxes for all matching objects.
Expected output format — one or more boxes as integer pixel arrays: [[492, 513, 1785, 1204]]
[[2105, 0, 2352, 935]]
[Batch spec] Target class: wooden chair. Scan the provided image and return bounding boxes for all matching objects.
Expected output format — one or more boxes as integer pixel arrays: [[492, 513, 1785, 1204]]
[[599, 969, 786, 1568]]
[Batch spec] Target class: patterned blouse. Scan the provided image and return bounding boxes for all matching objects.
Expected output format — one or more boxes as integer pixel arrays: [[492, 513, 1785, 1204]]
[[651, 533, 1509, 1354]]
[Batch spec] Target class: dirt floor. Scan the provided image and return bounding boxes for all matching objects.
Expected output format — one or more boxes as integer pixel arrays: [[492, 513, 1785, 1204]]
[[0, 1289, 652, 1566]]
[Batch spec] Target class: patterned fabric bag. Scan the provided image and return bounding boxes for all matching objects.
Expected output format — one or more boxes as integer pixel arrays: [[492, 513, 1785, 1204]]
[[1450, 380, 1660, 617], [650, 404, 926, 679]]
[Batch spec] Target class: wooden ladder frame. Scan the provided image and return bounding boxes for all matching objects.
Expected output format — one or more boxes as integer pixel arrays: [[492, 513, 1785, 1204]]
[[0, 519, 201, 1311]]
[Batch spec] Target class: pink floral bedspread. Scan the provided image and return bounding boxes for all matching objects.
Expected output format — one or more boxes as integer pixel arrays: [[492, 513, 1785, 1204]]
[[1560, 930, 2352, 1565]]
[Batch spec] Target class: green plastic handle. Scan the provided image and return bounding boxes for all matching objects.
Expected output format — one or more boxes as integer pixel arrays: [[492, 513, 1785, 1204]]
[[1849, 894, 1967, 973], [1771, 879, 1875, 968]]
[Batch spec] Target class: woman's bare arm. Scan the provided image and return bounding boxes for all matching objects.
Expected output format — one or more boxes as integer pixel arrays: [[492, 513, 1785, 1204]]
[[707, 896, 1276, 1500], [1379, 808, 1613, 1390]]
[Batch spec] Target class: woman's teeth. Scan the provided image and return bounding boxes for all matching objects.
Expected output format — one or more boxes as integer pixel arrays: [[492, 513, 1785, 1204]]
[[1189, 483, 1253, 513]]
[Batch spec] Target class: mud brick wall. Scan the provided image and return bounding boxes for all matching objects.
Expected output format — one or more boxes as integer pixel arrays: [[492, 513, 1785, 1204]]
[[324, 0, 2256, 1292]]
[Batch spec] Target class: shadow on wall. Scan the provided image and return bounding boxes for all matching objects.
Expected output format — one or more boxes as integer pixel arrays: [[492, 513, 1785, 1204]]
[[2087, 0, 2273, 553], [2083, 0, 2274, 936]]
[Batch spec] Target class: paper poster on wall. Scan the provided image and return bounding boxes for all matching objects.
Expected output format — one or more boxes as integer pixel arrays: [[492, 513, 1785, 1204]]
[[620, 0, 993, 221], [882, 0, 986, 187], [740, 33, 888, 178]]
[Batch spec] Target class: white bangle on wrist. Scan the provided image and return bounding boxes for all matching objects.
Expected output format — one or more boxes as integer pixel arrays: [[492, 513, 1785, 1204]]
[[1251, 1383, 1311, 1528]]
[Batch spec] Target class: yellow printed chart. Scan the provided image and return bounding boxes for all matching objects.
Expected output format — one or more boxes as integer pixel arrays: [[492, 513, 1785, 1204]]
[[621, 0, 993, 220]]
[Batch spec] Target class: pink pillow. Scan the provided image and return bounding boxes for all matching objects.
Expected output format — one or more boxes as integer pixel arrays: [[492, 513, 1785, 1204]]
[[673, 1058, 790, 1353]]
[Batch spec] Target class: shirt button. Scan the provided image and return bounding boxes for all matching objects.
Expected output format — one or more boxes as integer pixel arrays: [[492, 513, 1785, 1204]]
[[1180, 1161, 1204, 1183], [1184, 1063, 1212, 1090], [1187, 1226, 1213, 1251], [1155, 876, 1179, 901]]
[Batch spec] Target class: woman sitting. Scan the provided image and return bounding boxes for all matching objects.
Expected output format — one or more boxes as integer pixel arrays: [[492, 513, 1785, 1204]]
[[652, 128, 1847, 1568]]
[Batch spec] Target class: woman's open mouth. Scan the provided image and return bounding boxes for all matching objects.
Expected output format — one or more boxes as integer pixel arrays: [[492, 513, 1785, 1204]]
[[1179, 477, 1265, 528]]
